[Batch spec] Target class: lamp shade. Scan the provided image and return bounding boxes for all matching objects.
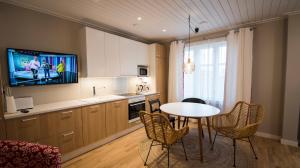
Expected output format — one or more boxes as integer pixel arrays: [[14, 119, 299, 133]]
[[184, 58, 195, 74]]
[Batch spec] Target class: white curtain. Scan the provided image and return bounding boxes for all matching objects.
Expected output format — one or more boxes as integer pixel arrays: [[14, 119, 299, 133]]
[[168, 41, 184, 102], [223, 28, 253, 112], [184, 38, 227, 109]]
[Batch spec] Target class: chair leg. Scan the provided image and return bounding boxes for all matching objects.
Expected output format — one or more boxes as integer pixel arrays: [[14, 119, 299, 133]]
[[181, 138, 188, 161], [248, 137, 258, 159], [186, 118, 189, 126], [167, 145, 170, 168], [177, 116, 181, 129], [172, 121, 175, 128], [211, 131, 217, 150], [206, 117, 212, 144], [144, 140, 154, 166], [182, 118, 187, 127], [233, 139, 236, 167]]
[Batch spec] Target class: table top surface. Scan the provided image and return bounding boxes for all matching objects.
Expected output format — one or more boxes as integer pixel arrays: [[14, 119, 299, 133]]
[[160, 102, 220, 118]]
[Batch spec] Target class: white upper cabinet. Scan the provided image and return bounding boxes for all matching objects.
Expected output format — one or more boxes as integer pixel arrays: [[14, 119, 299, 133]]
[[120, 38, 149, 76], [82, 27, 148, 77], [82, 27, 105, 77], [104, 33, 120, 77], [136, 42, 148, 66], [120, 37, 138, 76]]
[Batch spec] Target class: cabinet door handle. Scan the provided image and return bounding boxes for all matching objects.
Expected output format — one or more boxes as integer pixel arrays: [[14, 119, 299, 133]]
[[62, 111, 73, 114], [63, 131, 74, 137], [114, 103, 121, 108], [129, 102, 145, 106], [61, 111, 73, 118], [88, 106, 98, 110], [89, 109, 98, 113], [21, 117, 37, 122]]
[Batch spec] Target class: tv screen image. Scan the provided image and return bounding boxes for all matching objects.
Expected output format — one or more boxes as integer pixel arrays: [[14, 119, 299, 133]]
[[7, 48, 78, 86]]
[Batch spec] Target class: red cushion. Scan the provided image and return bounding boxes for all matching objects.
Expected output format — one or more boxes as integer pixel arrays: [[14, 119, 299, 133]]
[[0, 140, 61, 168]]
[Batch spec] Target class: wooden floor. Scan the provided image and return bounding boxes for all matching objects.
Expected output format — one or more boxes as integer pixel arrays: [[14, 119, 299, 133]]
[[63, 127, 146, 168], [63, 123, 300, 168]]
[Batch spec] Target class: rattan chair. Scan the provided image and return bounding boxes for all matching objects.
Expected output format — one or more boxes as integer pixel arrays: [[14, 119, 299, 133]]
[[140, 111, 189, 167], [211, 101, 264, 167], [148, 98, 176, 128]]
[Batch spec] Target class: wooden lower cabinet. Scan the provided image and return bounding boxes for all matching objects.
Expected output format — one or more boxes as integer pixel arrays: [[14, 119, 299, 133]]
[[6, 108, 84, 154], [106, 100, 128, 136], [145, 94, 160, 113], [0, 117, 6, 140], [116, 100, 128, 132], [57, 108, 83, 153], [4, 100, 130, 156], [6, 115, 40, 142], [82, 104, 106, 145], [39, 112, 58, 147], [58, 130, 76, 154], [73, 108, 84, 149], [39, 135, 58, 147]]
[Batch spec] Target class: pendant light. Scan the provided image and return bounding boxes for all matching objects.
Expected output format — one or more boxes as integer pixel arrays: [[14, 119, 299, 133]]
[[184, 15, 195, 74]]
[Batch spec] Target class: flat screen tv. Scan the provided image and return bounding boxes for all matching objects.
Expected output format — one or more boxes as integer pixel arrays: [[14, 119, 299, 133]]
[[7, 48, 78, 87]]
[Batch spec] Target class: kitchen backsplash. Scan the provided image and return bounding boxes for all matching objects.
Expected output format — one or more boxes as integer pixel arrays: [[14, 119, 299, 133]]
[[80, 77, 130, 98], [10, 77, 151, 105]]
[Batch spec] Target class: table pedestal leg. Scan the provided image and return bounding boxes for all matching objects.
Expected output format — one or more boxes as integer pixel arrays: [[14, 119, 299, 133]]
[[206, 117, 212, 144], [198, 118, 203, 162]]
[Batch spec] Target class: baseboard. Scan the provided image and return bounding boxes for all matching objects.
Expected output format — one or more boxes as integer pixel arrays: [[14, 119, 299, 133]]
[[255, 131, 281, 140], [62, 124, 144, 163], [280, 138, 299, 147]]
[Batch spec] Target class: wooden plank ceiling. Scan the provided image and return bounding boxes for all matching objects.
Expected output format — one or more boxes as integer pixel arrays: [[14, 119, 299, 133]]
[[2, 0, 300, 42]]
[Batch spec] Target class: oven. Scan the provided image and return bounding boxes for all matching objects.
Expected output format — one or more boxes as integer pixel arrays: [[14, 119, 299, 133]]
[[128, 97, 145, 123]]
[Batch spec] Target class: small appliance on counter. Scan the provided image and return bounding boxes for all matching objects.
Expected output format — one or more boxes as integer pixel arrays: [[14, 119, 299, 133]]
[[5, 96, 17, 113], [136, 77, 150, 94], [15, 96, 34, 113], [136, 84, 150, 94]]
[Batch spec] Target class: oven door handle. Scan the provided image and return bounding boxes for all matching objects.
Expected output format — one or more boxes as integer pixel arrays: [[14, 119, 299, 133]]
[[129, 102, 145, 106]]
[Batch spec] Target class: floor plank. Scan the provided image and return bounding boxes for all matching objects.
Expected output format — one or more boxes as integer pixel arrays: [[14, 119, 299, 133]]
[[63, 123, 300, 168]]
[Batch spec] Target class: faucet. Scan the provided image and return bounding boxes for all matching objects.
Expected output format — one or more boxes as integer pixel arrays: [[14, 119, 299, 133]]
[[93, 86, 96, 96]]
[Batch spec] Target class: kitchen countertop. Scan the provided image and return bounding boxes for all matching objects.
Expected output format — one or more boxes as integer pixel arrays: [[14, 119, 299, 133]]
[[117, 92, 159, 98], [4, 92, 158, 120]]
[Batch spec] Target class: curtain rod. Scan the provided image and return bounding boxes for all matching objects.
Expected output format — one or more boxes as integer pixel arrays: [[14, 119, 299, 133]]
[[183, 26, 256, 43], [233, 26, 256, 33], [183, 32, 227, 43]]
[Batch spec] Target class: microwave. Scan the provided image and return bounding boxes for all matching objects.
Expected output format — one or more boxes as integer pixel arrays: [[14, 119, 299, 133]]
[[137, 65, 149, 77]]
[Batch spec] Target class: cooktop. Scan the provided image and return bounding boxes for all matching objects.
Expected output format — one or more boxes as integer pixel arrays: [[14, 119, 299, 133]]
[[117, 93, 141, 97]]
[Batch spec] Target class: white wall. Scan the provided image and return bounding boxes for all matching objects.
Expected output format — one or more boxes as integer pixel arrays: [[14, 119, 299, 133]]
[[252, 19, 286, 137], [281, 14, 300, 145], [0, 3, 150, 107]]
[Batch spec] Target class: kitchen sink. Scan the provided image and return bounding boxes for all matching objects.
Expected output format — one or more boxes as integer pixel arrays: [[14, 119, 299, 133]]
[[80, 95, 126, 104]]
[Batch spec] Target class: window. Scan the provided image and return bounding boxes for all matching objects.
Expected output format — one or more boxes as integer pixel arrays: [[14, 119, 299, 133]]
[[184, 38, 227, 108]]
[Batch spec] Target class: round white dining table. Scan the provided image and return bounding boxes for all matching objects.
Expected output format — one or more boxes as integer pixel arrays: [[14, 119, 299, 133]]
[[160, 102, 220, 162]]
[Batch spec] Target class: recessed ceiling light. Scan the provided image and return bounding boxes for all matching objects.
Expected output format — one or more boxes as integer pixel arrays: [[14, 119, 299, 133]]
[[137, 17, 142, 21], [162, 29, 167, 32]]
